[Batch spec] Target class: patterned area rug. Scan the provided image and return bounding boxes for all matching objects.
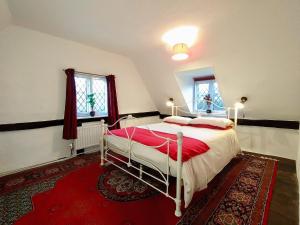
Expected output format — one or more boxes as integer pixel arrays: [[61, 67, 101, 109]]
[[179, 154, 277, 225], [0, 153, 277, 225], [98, 168, 163, 202], [0, 153, 99, 225], [0, 153, 99, 195]]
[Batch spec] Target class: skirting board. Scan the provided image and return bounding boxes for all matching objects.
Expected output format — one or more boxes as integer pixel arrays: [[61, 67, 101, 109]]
[[0, 156, 69, 177], [0, 148, 100, 178]]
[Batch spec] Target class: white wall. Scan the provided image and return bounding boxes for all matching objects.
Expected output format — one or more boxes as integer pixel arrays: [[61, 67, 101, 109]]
[[0, 127, 69, 175], [0, 25, 156, 123], [0, 25, 156, 174], [0, 0, 11, 31], [237, 126, 299, 160], [134, 0, 300, 121], [131, 0, 300, 161], [5, 0, 300, 121]]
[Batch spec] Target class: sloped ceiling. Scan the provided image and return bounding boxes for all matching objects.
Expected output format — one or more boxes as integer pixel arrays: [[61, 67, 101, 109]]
[[5, 0, 300, 120]]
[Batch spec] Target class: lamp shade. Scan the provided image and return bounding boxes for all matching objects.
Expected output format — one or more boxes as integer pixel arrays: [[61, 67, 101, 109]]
[[172, 43, 189, 61], [166, 98, 174, 107], [234, 102, 245, 109]]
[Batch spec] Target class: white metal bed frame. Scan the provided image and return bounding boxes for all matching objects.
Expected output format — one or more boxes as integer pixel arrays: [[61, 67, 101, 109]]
[[99, 105, 239, 217]]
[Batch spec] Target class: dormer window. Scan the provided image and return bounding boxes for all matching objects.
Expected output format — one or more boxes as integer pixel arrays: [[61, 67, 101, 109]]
[[193, 75, 224, 113]]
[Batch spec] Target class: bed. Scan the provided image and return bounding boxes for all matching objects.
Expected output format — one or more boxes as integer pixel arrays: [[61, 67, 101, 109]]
[[99, 108, 241, 217]]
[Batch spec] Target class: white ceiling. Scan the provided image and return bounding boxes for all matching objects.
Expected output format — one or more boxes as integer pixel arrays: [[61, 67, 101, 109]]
[[0, 0, 11, 30], [7, 0, 209, 56], [4, 0, 300, 120]]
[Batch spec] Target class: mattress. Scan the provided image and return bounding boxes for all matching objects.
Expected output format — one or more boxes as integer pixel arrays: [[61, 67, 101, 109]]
[[104, 122, 241, 207]]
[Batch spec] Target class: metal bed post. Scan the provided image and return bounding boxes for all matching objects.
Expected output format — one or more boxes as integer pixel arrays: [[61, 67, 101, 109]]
[[139, 164, 143, 178], [175, 131, 183, 217], [226, 107, 238, 129], [227, 107, 231, 119], [171, 105, 179, 116], [234, 106, 238, 129], [100, 119, 105, 166]]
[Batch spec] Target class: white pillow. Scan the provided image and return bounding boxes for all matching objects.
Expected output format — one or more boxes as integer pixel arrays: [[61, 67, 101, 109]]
[[189, 117, 233, 128], [163, 116, 192, 125]]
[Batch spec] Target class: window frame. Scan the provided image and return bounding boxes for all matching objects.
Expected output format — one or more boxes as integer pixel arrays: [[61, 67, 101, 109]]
[[193, 76, 225, 114], [75, 73, 108, 118]]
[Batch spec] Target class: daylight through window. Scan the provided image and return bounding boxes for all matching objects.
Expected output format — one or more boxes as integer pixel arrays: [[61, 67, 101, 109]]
[[75, 73, 107, 117], [194, 77, 224, 113]]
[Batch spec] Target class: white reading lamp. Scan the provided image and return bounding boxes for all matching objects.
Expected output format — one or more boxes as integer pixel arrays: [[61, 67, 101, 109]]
[[166, 98, 175, 115], [233, 96, 248, 127]]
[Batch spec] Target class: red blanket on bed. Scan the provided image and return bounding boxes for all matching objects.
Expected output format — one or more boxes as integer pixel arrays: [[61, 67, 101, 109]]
[[109, 127, 210, 162]]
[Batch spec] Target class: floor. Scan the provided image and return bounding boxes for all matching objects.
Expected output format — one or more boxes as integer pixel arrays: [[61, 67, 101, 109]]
[[246, 152, 299, 225], [269, 157, 299, 225], [1, 152, 298, 225]]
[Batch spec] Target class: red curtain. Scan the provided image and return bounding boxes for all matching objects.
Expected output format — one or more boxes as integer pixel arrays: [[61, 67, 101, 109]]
[[63, 68, 77, 139], [106, 75, 120, 129]]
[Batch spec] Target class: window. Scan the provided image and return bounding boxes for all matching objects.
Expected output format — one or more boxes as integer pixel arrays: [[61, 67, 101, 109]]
[[75, 73, 108, 117], [194, 76, 224, 113]]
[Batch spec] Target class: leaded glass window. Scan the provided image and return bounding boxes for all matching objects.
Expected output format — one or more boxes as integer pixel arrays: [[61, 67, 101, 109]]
[[194, 79, 224, 112], [75, 73, 107, 117]]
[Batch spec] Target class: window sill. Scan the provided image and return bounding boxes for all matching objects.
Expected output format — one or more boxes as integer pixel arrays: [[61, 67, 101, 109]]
[[77, 116, 107, 119], [77, 113, 108, 119], [193, 111, 227, 117], [77, 116, 108, 126]]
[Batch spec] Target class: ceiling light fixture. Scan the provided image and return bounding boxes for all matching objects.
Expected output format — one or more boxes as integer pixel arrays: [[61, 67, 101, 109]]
[[162, 26, 199, 61], [172, 43, 189, 61]]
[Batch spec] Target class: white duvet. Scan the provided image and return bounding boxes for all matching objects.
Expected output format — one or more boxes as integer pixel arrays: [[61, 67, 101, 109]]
[[104, 122, 241, 207]]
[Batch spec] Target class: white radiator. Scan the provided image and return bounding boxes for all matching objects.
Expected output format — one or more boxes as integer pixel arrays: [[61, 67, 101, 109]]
[[74, 124, 101, 150]]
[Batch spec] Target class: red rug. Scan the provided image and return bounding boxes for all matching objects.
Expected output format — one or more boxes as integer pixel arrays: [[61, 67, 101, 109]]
[[0, 153, 98, 195], [0, 153, 277, 225]]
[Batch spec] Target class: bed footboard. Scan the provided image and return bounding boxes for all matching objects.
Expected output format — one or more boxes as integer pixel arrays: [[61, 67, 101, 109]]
[[99, 117, 184, 217]]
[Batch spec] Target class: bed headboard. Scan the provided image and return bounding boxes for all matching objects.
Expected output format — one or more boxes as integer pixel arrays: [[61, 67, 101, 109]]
[[170, 104, 240, 129]]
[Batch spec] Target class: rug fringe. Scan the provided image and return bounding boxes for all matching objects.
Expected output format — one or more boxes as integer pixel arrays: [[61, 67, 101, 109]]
[[239, 152, 279, 162]]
